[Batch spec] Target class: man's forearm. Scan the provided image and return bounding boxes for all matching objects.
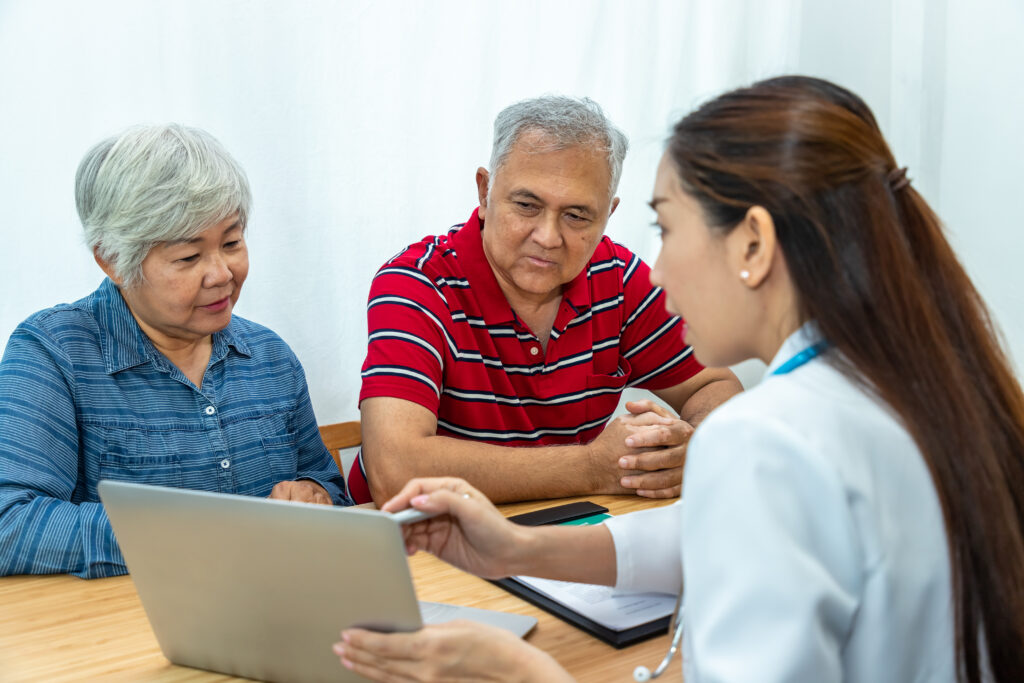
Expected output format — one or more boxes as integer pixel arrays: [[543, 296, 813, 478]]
[[366, 435, 611, 504], [677, 375, 743, 427]]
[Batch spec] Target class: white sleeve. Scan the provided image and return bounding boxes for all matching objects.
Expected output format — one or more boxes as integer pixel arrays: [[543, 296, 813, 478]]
[[604, 502, 682, 595], [681, 412, 861, 683]]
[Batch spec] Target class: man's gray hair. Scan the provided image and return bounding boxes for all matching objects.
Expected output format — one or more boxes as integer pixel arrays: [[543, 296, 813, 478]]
[[76, 123, 251, 287], [488, 95, 629, 198]]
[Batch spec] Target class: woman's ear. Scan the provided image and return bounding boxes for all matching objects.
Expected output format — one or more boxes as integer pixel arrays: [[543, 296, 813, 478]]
[[93, 248, 123, 286], [728, 206, 777, 288]]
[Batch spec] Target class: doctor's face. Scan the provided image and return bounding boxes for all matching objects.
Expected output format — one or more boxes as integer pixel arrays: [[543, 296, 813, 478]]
[[648, 154, 747, 368]]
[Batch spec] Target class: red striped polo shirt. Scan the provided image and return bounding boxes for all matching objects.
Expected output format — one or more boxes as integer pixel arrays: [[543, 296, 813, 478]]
[[349, 208, 701, 502]]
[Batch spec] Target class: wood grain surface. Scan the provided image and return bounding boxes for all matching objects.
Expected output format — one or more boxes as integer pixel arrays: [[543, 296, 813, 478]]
[[0, 495, 680, 683]]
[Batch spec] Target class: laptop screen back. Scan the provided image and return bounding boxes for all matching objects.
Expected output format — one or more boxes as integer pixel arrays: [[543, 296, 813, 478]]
[[99, 480, 421, 683]]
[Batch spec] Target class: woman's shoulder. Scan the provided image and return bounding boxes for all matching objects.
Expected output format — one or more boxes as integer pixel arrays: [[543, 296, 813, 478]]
[[701, 360, 903, 446], [222, 315, 300, 365], [13, 286, 108, 347], [688, 359, 932, 542]]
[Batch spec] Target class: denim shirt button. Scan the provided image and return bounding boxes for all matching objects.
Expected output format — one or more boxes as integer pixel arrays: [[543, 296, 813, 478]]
[[220, 458, 230, 469], [204, 406, 216, 416]]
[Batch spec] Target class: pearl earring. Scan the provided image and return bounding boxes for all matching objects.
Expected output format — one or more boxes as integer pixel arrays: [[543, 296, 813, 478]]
[[740, 270, 750, 280]]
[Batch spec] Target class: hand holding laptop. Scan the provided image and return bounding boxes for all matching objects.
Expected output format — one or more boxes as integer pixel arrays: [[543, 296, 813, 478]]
[[381, 478, 528, 581], [335, 619, 572, 683]]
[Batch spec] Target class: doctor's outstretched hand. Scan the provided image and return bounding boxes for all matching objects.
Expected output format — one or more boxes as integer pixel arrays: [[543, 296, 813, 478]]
[[377, 478, 528, 579]]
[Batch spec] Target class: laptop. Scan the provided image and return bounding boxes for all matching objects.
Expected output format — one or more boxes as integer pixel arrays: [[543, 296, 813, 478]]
[[99, 480, 536, 683]]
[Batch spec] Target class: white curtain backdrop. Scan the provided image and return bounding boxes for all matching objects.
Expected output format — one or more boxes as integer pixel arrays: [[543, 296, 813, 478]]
[[1, 0, 1021, 427]]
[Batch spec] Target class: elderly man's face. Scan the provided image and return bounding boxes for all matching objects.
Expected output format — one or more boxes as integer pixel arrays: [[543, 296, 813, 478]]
[[119, 213, 249, 345], [477, 131, 618, 306]]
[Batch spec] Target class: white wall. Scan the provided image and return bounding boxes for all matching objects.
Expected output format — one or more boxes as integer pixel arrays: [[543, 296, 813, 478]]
[[1, 0, 1020, 426]]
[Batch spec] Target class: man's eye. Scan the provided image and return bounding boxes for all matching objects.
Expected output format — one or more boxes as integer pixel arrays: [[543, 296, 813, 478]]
[[515, 201, 535, 210], [566, 213, 586, 223]]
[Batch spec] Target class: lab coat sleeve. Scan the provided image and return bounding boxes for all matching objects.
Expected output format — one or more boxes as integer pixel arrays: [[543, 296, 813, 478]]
[[605, 502, 682, 595], [680, 411, 861, 683]]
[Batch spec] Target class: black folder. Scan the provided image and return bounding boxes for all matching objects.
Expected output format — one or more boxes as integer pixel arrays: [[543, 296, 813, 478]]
[[488, 502, 673, 648]]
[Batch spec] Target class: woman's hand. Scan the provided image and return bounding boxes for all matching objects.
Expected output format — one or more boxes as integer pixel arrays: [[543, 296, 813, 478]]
[[334, 621, 574, 683], [267, 479, 332, 505], [380, 478, 530, 579]]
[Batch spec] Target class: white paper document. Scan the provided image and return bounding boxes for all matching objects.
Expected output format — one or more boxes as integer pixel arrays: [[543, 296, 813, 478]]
[[511, 575, 676, 631]]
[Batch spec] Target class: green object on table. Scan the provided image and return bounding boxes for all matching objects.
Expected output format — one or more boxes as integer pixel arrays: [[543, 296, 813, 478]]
[[560, 513, 612, 526]]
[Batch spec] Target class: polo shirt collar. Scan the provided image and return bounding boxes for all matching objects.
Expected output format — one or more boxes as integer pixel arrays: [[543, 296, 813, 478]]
[[94, 277, 252, 375], [450, 208, 594, 327], [451, 208, 517, 327]]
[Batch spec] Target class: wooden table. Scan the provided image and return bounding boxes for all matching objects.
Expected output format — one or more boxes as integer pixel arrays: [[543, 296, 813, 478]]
[[0, 496, 680, 682]]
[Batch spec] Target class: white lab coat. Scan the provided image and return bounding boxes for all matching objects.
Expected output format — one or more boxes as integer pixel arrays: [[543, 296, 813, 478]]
[[606, 325, 955, 682]]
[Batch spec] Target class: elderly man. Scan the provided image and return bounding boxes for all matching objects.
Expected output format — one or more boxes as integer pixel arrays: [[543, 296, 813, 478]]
[[352, 96, 741, 504]]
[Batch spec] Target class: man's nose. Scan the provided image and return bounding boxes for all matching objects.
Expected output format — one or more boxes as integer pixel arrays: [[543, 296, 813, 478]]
[[532, 212, 563, 249]]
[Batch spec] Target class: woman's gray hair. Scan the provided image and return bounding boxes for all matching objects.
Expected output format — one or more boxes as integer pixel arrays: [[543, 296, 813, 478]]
[[488, 95, 629, 199], [76, 124, 252, 287]]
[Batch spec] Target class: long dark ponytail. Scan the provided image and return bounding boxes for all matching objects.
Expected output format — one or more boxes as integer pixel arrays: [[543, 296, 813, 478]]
[[668, 75, 1024, 681]]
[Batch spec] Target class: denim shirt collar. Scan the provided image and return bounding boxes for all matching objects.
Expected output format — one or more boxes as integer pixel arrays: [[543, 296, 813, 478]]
[[93, 278, 252, 375]]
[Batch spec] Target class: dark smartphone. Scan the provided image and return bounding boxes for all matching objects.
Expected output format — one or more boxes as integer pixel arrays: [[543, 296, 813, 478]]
[[507, 501, 609, 526]]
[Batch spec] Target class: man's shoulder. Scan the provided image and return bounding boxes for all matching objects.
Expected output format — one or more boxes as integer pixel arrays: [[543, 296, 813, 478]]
[[377, 225, 462, 275], [369, 224, 467, 306], [588, 236, 639, 271]]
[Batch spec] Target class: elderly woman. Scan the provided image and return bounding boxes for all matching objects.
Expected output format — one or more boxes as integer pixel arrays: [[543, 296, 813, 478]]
[[0, 124, 350, 579]]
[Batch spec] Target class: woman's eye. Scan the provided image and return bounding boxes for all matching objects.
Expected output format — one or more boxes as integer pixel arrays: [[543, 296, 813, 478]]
[[178, 254, 199, 263], [224, 240, 241, 249]]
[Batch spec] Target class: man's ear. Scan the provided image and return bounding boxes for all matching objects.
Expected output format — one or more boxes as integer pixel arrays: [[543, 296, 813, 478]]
[[728, 205, 777, 288], [475, 167, 490, 210], [93, 248, 123, 286], [609, 196, 620, 217]]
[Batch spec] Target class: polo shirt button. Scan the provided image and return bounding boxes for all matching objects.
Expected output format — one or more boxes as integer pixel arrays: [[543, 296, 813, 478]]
[[204, 406, 216, 416], [220, 459, 230, 469], [530, 346, 540, 356]]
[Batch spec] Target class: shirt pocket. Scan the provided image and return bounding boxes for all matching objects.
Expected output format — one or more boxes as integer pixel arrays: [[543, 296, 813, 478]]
[[98, 427, 183, 488], [260, 431, 298, 483], [585, 357, 632, 424]]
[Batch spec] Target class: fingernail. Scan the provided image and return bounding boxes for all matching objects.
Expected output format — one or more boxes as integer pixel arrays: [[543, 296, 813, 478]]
[[619, 457, 630, 467], [621, 477, 632, 487], [624, 438, 634, 447], [341, 658, 354, 670], [411, 494, 429, 506], [342, 632, 351, 643], [332, 643, 344, 655]]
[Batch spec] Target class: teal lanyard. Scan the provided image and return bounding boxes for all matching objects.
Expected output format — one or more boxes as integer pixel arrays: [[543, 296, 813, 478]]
[[772, 341, 829, 376]]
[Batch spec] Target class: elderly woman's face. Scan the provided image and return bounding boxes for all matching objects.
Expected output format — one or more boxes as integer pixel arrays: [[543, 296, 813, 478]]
[[122, 213, 248, 344]]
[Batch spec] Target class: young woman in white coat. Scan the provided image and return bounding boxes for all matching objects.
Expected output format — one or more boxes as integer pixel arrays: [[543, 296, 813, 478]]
[[333, 76, 1024, 683]]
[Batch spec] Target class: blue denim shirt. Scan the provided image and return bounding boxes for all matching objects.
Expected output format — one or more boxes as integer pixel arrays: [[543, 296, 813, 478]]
[[0, 278, 351, 578]]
